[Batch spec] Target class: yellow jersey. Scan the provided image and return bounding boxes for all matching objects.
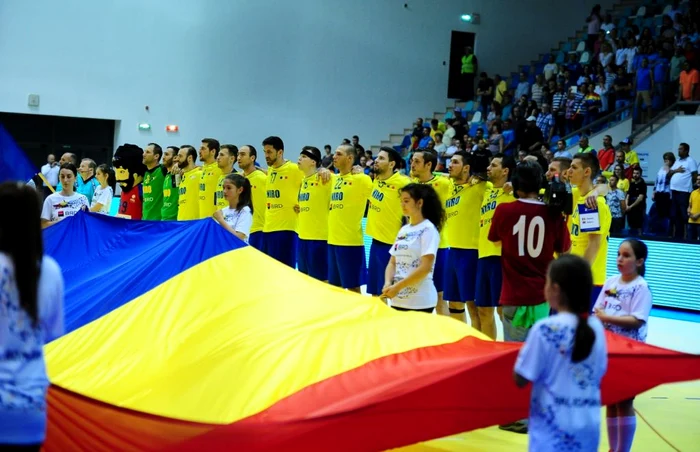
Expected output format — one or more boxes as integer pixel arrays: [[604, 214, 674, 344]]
[[617, 178, 630, 193], [297, 173, 332, 241], [446, 179, 491, 250], [478, 186, 515, 258], [198, 162, 221, 218], [328, 173, 373, 246], [244, 169, 267, 234], [415, 175, 453, 248], [690, 189, 700, 225], [625, 149, 640, 167], [366, 172, 411, 244], [177, 167, 202, 221], [570, 189, 611, 286], [214, 173, 228, 210], [263, 161, 303, 233]]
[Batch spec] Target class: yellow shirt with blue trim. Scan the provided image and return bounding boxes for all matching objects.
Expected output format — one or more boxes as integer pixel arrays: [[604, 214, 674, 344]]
[[570, 188, 611, 286], [198, 162, 221, 218], [366, 172, 412, 244], [263, 161, 303, 233], [297, 173, 332, 241], [214, 172, 230, 210], [244, 169, 268, 234], [478, 186, 516, 258], [446, 179, 492, 250], [177, 167, 202, 221], [328, 173, 373, 246], [414, 174, 453, 248]]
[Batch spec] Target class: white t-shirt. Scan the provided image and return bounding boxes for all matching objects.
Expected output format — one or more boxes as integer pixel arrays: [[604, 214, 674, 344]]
[[221, 206, 253, 242], [388, 219, 440, 310], [0, 253, 64, 444], [90, 186, 113, 215], [515, 313, 608, 452], [594, 274, 652, 342], [40, 192, 89, 222], [670, 156, 698, 192]]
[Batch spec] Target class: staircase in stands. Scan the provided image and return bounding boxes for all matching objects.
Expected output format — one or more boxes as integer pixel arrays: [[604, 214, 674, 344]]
[[370, 0, 646, 155]]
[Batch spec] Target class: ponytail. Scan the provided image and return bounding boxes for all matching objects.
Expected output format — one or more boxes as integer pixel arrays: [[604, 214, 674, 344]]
[[548, 255, 596, 363]]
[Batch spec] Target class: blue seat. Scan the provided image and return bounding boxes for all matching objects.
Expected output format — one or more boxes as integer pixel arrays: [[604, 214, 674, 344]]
[[541, 53, 550, 64], [561, 42, 572, 53], [464, 100, 474, 112], [501, 105, 513, 121], [555, 51, 566, 64], [566, 135, 580, 147], [618, 17, 628, 28]]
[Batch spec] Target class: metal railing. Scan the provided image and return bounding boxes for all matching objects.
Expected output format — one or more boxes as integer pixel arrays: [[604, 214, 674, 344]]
[[551, 103, 634, 148], [628, 101, 700, 143]]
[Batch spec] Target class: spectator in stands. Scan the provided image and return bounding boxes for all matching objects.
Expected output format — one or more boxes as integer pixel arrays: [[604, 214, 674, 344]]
[[418, 127, 432, 148], [601, 13, 615, 34], [582, 83, 602, 127], [613, 66, 633, 116], [670, 46, 687, 97], [578, 136, 595, 155], [577, 65, 593, 87], [679, 61, 699, 115], [322, 145, 333, 170], [352, 135, 365, 155], [519, 116, 544, 153], [553, 140, 572, 159], [669, 142, 699, 239], [486, 101, 502, 128], [586, 4, 602, 51], [434, 133, 447, 170], [654, 48, 671, 108], [651, 152, 675, 235], [607, 174, 627, 234], [565, 88, 585, 132], [635, 58, 654, 124], [566, 53, 582, 80], [535, 104, 554, 142], [532, 74, 545, 107], [412, 117, 424, 149], [552, 82, 567, 136], [599, 41, 614, 68], [603, 150, 626, 178], [494, 74, 507, 105], [476, 72, 494, 113], [488, 123, 504, 155], [595, 75, 610, 113], [688, 174, 700, 240], [461, 46, 478, 101], [544, 148, 554, 164], [615, 165, 630, 193], [626, 168, 647, 236], [515, 72, 529, 100], [597, 135, 615, 172], [543, 55, 558, 81], [620, 138, 640, 175]]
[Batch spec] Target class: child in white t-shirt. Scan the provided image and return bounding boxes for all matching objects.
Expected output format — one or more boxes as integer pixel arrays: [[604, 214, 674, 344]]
[[90, 164, 115, 215], [514, 254, 608, 452], [213, 173, 253, 243], [594, 239, 652, 452], [383, 183, 444, 313]]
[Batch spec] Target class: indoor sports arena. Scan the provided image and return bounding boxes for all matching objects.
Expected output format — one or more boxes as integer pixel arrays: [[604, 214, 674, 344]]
[[1, 0, 700, 451]]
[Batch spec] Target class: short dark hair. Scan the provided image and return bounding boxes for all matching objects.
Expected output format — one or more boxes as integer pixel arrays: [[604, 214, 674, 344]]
[[221, 144, 239, 160], [262, 136, 284, 151], [166, 146, 179, 155], [662, 152, 676, 164], [379, 146, 402, 169], [415, 149, 438, 172], [324, 144, 331, 151], [451, 150, 471, 167], [243, 145, 257, 161], [181, 145, 197, 164], [573, 152, 600, 179], [552, 157, 572, 173], [512, 160, 543, 195], [148, 143, 163, 160], [493, 153, 516, 181], [338, 144, 357, 161], [400, 183, 446, 232], [202, 138, 220, 157], [680, 142, 690, 153], [352, 135, 359, 140]]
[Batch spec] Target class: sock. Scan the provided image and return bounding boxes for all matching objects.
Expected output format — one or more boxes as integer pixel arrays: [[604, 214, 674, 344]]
[[618, 416, 637, 452], [606, 418, 619, 452]]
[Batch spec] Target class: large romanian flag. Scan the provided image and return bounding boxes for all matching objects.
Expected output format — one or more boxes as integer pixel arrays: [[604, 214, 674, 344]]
[[43, 213, 700, 451]]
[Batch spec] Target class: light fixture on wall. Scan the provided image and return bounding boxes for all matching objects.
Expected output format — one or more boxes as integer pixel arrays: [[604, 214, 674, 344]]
[[138, 122, 151, 131], [165, 124, 179, 133], [460, 13, 480, 24]]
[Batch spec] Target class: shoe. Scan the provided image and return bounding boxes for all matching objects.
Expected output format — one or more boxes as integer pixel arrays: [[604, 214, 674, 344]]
[[498, 420, 528, 434]]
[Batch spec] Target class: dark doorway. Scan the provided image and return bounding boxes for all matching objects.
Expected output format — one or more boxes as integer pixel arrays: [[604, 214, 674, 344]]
[[0, 112, 115, 169], [447, 31, 476, 100]]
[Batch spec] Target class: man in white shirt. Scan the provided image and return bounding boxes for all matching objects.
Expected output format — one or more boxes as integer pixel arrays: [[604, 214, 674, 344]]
[[669, 142, 699, 238], [40, 154, 60, 198]]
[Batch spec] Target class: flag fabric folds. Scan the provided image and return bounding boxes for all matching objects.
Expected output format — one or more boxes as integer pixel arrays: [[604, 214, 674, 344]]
[[0, 123, 37, 183], [42, 216, 700, 451]]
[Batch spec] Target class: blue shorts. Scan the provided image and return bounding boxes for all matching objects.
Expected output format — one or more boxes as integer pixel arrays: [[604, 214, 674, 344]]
[[475, 256, 502, 308], [249, 231, 264, 251], [367, 240, 392, 295], [443, 248, 478, 302], [433, 248, 448, 293], [263, 231, 298, 268], [297, 239, 328, 281], [328, 245, 367, 289]]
